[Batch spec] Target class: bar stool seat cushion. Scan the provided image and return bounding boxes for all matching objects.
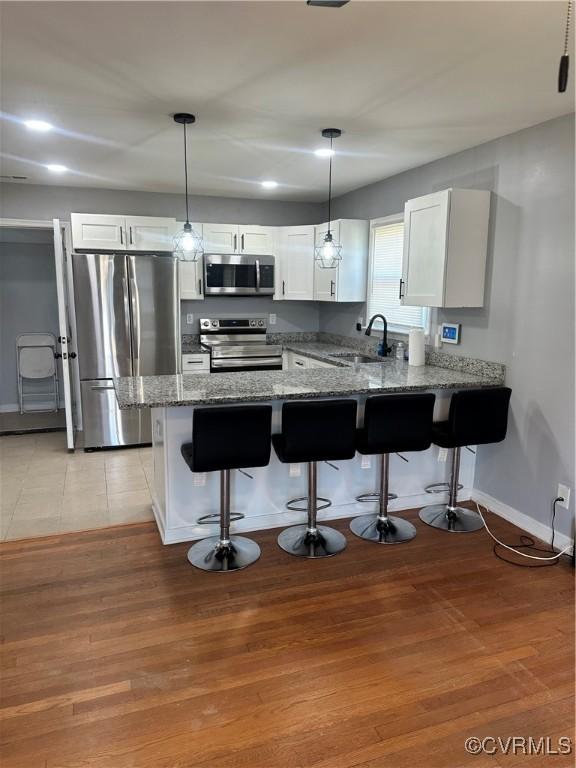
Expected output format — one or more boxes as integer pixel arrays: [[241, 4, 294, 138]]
[[356, 393, 435, 455], [432, 387, 512, 448], [273, 399, 357, 464], [181, 405, 272, 473]]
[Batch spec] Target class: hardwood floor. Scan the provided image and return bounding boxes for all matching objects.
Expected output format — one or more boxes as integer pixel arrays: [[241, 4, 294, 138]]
[[0, 506, 573, 768]]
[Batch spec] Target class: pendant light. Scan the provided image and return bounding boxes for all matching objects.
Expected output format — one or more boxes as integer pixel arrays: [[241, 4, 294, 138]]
[[173, 113, 203, 261], [315, 128, 342, 269], [558, 0, 573, 92]]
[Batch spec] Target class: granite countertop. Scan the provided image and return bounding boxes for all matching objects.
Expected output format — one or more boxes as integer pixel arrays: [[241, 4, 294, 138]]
[[114, 360, 504, 409]]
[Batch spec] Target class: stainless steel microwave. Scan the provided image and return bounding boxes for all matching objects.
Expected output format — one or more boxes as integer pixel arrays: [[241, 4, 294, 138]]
[[204, 254, 275, 296]]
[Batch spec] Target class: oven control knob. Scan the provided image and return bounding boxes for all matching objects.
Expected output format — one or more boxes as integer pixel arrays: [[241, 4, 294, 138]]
[[249, 320, 256, 327], [201, 320, 210, 328], [211, 320, 218, 328], [257, 319, 265, 327]]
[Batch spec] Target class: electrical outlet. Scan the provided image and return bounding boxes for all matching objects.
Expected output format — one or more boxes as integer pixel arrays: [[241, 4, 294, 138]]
[[557, 484, 571, 510], [438, 448, 448, 463], [361, 455, 371, 469], [269, 313, 277, 325], [289, 463, 301, 478], [192, 472, 206, 487], [186, 313, 194, 325]]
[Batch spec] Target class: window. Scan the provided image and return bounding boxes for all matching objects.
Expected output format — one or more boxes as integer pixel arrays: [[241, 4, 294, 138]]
[[366, 214, 429, 333]]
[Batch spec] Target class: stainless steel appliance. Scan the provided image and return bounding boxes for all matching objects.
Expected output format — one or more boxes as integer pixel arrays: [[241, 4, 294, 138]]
[[204, 254, 275, 295], [72, 253, 179, 449], [200, 317, 282, 372]]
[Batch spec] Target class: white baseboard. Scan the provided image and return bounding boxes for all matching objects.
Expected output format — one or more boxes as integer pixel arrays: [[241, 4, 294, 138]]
[[471, 488, 574, 554]]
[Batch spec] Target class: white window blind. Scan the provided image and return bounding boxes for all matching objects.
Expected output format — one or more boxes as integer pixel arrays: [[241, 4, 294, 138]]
[[367, 218, 428, 331]]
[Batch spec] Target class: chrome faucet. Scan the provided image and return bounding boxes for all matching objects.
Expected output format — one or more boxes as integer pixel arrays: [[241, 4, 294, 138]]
[[365, 314, 392, 357]]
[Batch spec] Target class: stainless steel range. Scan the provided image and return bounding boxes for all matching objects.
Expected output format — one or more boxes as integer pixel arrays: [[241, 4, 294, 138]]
[[199, 317, 283, 372]]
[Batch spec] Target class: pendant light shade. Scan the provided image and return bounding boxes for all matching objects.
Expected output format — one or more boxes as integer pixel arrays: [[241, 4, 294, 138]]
[[173, 113, 203, 261], [314, 128, 342, 270]]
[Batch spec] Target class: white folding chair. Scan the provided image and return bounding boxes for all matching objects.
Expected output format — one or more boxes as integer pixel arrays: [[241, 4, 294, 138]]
[[16, 333, 60, 414]]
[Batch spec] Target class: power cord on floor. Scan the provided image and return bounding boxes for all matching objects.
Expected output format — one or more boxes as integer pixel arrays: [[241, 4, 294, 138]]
[[475, 498, 573, 568]]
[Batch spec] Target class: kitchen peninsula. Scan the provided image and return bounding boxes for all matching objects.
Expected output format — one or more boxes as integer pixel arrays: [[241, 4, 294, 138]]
[[115, 352, 505, 544]]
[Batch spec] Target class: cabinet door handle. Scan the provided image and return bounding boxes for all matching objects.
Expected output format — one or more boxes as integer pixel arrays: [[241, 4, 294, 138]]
[[295, 360, 305, 367], [241, 233, 245, 251], [282, 280, 285, 296], [234, 233, 237, 252], [330, 280, 335, 297], [119, 227, 123, 245], [399, 279, 405, 299], [129, 227, 134, 245], [198, 279, 202, 295]]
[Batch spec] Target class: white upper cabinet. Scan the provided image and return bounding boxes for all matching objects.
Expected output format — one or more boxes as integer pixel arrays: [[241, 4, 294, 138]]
[[178, 223, 204, 300], [71, 213, 127, 251], [401, 188, 490, 308], [71, 213, 177, 252], [239, 225, 276, 255], [202, 223, 276, 255], [277, 226, 315, 301], [125, 216, 177, 252], [313, 219, 369, 302], [202, 223, 239, 254]]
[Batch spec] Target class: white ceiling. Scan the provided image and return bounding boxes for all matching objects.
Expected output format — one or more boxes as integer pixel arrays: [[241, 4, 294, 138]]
[[0, 1, 573, 201]]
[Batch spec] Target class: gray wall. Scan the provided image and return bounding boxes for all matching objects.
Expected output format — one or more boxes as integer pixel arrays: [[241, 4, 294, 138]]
[[0, 229, 60, 409], [182, 297, 320, 334], [0, 183, 323, 226], [328, 114, 575, 540]]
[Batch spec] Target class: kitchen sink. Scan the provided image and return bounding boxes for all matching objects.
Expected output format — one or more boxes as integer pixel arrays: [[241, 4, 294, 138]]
[[330, 353, 382, 364]]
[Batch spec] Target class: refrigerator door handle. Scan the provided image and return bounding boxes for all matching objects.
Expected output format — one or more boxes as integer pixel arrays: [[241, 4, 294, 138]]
[[128, 266, 141, 377]]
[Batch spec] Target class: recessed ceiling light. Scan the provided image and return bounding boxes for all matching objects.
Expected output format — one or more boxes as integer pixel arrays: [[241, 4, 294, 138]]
[[45, 164, 67, 174], [261, 180, 278, 189], [314, 148, 334, 158], [25, 120, 53, 132]]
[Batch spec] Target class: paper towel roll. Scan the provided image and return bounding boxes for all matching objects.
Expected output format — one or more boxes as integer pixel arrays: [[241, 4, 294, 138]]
[[408, 328, 425, 366]]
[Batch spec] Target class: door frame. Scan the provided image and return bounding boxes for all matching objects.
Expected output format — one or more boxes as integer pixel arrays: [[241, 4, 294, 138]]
[[0, 217, 81, 445]]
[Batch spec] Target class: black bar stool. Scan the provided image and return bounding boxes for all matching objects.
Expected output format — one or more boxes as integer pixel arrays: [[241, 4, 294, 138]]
[[181, 405, 272, 572], [351, 393, 436, 544], [274, 399, 358, 558], [419, 387, 512, 533]]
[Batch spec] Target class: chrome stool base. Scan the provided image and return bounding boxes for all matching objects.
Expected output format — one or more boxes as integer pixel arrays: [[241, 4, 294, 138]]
[[278, 524, 347, 559], [356, 491, 397, 503], [187, 535, 261, 572], [286, 496, 331, 512], [350, 514, 416, 544], [419, 504, 483, 533]]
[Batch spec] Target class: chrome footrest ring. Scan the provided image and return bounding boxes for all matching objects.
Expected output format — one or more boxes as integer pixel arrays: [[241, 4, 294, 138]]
[[197, 511, 244, 525], [286, 496, 332, 512], [424, 482, 463, 495], [356, 492, 398, 503]]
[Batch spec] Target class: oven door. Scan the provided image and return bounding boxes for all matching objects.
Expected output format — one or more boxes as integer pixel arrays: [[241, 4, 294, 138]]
[[204, 254, 274, 295], [211, 357, 282, 373]]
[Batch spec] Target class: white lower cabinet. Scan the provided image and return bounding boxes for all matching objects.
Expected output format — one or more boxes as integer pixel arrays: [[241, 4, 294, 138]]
[[181, 353, 210, 374]]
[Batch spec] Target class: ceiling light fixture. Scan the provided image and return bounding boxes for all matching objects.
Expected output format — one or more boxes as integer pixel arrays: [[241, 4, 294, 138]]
[[173, 113, 203, 262], [558, 0, 573, 92], [314, 147, 334, 158], [45, 164, 67, 173], [261, 180, 278, 189], [315, 128, 342, 270], [25, 120, 53, 132]]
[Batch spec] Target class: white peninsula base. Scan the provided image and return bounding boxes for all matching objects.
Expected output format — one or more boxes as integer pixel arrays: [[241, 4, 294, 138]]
[[150, 394, 476, 545]]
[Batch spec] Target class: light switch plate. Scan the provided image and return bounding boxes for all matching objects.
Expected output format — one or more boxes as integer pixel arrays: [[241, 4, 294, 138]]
[[289, 463, 301, 478], [361, 455, 371, 469], [193, 473, 206, 487], [438, 448, 448, 462]]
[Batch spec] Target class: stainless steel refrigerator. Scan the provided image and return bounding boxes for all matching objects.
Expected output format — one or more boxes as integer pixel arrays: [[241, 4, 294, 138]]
[[72, 253, 179, 449]]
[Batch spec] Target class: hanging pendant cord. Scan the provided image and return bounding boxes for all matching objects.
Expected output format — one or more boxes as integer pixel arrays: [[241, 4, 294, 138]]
[[183, 122, 190, 224], [327, 136, 333, 237], [559, 0, 572, 92]]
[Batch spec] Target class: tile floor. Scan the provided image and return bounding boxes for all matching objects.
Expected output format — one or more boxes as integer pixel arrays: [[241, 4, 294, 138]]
[[0, 432, 154, 541]]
